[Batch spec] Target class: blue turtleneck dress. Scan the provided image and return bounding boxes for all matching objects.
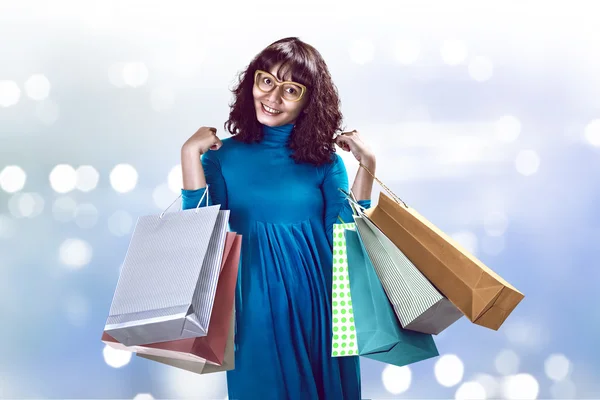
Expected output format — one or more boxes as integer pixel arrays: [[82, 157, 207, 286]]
[[181, 123, 371, 400]]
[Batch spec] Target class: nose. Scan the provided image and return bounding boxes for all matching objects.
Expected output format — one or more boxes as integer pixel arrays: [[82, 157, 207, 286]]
[[267, 86, 283, 105]]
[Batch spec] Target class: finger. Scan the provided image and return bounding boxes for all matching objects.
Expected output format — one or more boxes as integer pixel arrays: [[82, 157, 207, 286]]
[[210, 137, 223, 151], [335, 136, 351, 151]]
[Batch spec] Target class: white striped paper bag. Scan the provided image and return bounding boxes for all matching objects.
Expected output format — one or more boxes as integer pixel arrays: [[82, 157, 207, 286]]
[[331, 223, 359, 357], [354, 215, 463, 335]]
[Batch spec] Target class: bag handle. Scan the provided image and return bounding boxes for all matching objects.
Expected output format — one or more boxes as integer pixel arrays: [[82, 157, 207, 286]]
[[358, 162, 408, 209], [159, 185, 210, 219]]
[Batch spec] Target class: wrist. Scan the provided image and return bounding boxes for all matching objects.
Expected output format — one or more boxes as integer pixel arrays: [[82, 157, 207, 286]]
[[360, 154, 376, 170], [181, 143, 203, 157]]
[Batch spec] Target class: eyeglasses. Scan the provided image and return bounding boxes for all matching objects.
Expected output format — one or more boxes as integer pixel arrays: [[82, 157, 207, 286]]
[[254, 70, 307, 102]]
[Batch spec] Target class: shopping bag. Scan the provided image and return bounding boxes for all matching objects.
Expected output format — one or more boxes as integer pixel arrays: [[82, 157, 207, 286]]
[[331, 222, 359, 357], [103, 191, 230, 346], [345, 228, 438, 367], [102, 232, 241, 365], [365, 188, 524, 331], [137, 306, 236, 375], [353, 214, 463, 335]]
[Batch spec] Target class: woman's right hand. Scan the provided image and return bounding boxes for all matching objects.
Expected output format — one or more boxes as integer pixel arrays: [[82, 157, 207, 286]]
[[182, 126, 223, 154]]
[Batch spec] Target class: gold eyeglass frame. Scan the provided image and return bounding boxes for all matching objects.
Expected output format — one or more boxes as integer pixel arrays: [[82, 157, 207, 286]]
[[254, 69, 307, 102]]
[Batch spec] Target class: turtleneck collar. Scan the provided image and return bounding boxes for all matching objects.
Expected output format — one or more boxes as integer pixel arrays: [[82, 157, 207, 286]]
[[261, 123, 294, 146]]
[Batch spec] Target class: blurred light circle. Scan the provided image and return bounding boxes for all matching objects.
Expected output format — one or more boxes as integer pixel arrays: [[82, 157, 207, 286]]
[[0, 165, 26, 193], [109, 163, 138, 193], [150, 86, 176, 112], [544, 353, 571, 381], [455, 381, 486, 400], [483, 211, 509, 236], [481, 235, 505, 256], [53, 196, 77, 222], [495, 115, 522, 143], [74, 203, 99, 229], [133, 394, 155, 400], [495, 349, 520, 375], [473, 373, 499, 398], [123, 62, 149, 87], [154, 183, 178, 210], [550, 379, 576, 399], [0, 215, 17, 239], [103, 344, 132, 368], [0, 80, 21, 107], [441, 39, 468, 66], [584, 119, 600, 147], [24, 73, 51, 101], [468, 56, 494, 82], [393, 39, 420, 65], [450, 230, 478, 256], [382, 365, 412, 394], [168, 165, 183, 194], [108, 210, 133, 237], [435, 354, 464, 387], [64, 293, 90, 327], [8, 192, 43, 218], [349, 39, 375, 65], [59, 238, 93, 269], [108, 62, 127, 88], [504, 320, 541, 347], [35, 99, 60, 125], [501, 374, 539, 400], [76, 165, 100, 192], [50, 164, 77, 193], [515, 150, 540, 176]]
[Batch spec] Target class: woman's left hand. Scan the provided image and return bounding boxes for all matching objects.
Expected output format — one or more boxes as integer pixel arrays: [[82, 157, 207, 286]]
[[335, 130, 376, 166]]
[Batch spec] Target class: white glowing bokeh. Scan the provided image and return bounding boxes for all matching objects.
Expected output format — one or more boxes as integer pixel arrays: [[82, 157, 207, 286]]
[[59, 238, 93, 269], [0, 215, 17, 239], [24, 74, 51, 101], [0, 80, 21, 107], [53, 196, 78, 222], [349, 39, 375, 65], [468, 56, 494, 82], [166, 362, 227, 399], [64, 293, 90, 327], [103, 344, 132, 368], [435, 354, 465, 387], [74, 203, 99, 229], [495, 349, 520, 375], [35, 99, 60, 125], [109, 62, 127, 88], [8, 192, 44, 218], [501, 374, 539, 400], [455, 381, 486, 400], [515, 150, 540, 176], [150, 86, 176, 112], [473, 373, 499, 399], [550, 379, 576, 399], [440, 39, 468, 66], [450, 230, 478, 256], [481, 235, 505, 256], [17, 193, 37, 217], [123, 62, 149, 87], [108, 210, 134, 237], [483, 211, 509, 236], [583, 119, 600, 147], [154, 183, 178, 210], [49, 164, 77, 193], [168, 165, 183, 194], [393, 39, 420, 65], [381, 365, 412, 394], [133, 394, 155, 400], [76, 165, 100, 192], [504, 319, 542, 347], [0, 165, 26, 193], [544, 353, 571, 381], [495, 115, 522, 143], [110, 164, 138, 193]]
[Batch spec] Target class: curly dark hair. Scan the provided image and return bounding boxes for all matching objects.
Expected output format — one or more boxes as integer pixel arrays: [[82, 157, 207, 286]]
[[224, 37, 343, 166]]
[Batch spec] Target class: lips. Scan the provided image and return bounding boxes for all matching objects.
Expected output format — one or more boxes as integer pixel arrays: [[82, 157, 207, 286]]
[[261, 103, 282, 116]]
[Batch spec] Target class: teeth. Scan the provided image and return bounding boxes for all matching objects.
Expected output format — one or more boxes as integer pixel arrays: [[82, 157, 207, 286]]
[[263, 104, 282, 114]]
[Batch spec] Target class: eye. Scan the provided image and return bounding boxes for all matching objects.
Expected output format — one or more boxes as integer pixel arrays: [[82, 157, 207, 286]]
[[286, 87, 296, 94], [263, 77, 273, 85]]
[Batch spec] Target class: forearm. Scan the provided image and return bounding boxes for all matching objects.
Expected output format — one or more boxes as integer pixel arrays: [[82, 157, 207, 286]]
[[350, 156, 376, 201], [181, 145, 207, 190]]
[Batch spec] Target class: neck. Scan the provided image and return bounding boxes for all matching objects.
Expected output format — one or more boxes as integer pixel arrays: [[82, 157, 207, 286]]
[[261, 123, 294, 146]]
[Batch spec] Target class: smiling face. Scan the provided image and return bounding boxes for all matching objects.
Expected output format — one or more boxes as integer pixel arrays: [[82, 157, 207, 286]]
[[253, 63, 309, 127]]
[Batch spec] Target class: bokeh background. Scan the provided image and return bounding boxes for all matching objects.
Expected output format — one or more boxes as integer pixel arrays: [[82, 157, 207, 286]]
[[1, 1, 599, 399]]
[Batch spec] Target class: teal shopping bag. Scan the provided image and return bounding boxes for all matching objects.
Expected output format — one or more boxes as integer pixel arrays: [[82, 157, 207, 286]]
[[344, 228, 439, 367]]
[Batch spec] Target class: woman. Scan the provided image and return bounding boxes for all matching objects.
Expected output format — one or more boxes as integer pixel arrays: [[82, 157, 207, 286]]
[[180, 37, 376, 400]]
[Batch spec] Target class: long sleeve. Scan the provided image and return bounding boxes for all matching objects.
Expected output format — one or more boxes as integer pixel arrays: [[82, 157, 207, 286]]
[[181, 150, 228, 210], [321, 154, 371, 246]]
